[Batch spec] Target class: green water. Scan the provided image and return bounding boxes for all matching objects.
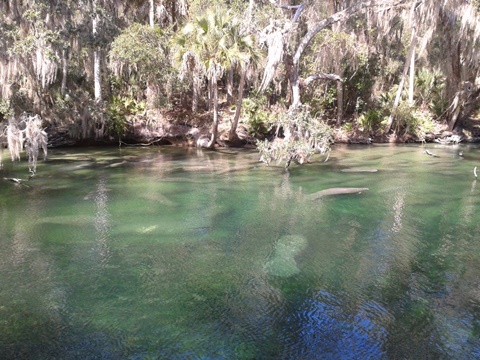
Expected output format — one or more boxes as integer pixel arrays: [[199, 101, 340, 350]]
[[1, 144, 480, 359]]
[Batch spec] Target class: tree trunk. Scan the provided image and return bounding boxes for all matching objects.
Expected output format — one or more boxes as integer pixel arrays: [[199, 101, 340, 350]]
[[334, 22, 344, 125], [408, 42, 415, 105], [443, 15, 462, 108], [92, 0, 101, 104], [290, 62, 301, 108], [332, 11, 344, 125], [61, 49, 68, 97], [11, 0, 21, 22], [336, 77, 343, 125], [385, 30, 417, 133], [192, 74, 199, 112], [207, 74, 219, 148], [229, 65, 246, 141], [447, 82, 480, 131], [289, 0, 406, 108], [407, 1, 417, 106], [171, 0, 177, 31], [92, 0, 104, 138], [93, 49, 102, 103], [226, 67, 234, 105], [248, 0, 254, 24], [149, 0, 154, 27]]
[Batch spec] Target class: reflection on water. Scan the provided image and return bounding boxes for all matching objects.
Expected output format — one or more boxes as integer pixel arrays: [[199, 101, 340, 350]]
[[93, 175, 111, 267], [1, 144, 480, 359]]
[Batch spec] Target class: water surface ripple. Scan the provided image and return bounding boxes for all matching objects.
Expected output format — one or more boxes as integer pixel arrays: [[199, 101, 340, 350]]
[[1, 144, 480, 359]]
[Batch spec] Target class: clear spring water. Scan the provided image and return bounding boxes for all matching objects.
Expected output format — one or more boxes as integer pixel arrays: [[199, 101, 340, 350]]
[[1, 144, 479, 359]]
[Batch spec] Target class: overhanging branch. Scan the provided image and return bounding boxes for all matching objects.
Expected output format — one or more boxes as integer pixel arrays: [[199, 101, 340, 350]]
[[302, 73, 342, 86], [293, 0, 409, 66], [266, 1, 305, 24]]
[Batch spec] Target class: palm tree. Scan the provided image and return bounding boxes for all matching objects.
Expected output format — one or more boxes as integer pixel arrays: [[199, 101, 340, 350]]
[[227, 26, 261, 142], [176, 9, 259, 148]]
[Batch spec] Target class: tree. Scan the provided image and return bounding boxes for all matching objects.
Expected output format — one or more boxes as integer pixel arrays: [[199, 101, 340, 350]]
[[5, 113, 48, 176], [227, 27, 261, 142], [2, 0, 480, 151], [385, 1, 419, 133], [383, 0, 480, 133], [257, 105, 332, 168], [176, 9, 258, 148], [109, 23, 171, 107], [261, 0, 410, 110]]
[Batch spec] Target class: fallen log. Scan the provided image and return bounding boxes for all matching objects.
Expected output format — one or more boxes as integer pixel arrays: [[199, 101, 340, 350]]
[[308, 187, 369, 200]]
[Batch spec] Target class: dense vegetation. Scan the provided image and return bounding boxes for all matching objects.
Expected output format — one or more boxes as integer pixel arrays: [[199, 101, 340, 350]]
[[1, 0, 480, 167]]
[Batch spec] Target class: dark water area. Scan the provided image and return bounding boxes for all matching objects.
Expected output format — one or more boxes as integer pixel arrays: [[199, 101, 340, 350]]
[[1, 144, 479, 359]]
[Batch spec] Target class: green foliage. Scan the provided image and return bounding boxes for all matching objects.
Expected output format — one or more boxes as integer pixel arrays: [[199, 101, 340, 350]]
[[343, 55, 380, 115], [0, 99, 13, 122], [109, 23, 176, 110], [107, 96, 146, 136], [390, 103, 435, 139], [412, 111, 435, 139], [9, 4, 65, 58], [257, 105, 333, 168], [109, 23, 170, 81], [241, 97, 272, 138], [357, 109, 382, 133], [176, 8, 257, 77], [414, 68, 447, 117], [373, 68, 445, 136], [342, 121, 354, 133], [300, 28, 378, 118], [302, 84, 336, 118]]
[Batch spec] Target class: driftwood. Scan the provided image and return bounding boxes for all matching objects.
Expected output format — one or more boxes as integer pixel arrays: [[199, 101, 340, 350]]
[[308, 187, 369, 200]]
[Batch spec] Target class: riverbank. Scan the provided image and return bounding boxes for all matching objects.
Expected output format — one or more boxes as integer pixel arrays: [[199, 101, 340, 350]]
[[45, 107, 480, 148]]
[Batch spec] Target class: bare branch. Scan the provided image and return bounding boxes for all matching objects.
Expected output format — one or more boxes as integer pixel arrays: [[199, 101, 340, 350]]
[[293, 0, 409, 66], [303, 73, 342, 86], [266, 1, 305, 24]]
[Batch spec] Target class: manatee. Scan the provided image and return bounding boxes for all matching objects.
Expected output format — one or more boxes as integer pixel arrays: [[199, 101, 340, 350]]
[[340, 168, 378, 173], [308, 187, 369, 200], [264, 235, 308, 277]]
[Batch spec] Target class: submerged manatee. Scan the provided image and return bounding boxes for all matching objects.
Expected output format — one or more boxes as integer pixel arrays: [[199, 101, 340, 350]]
[[307, 187, 369, 200], [340, 168, 378, 173], [264, 235, 308, 277]]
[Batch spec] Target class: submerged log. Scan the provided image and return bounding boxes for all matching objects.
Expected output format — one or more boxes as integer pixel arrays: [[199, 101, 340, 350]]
[[308, 187, 369, 200]]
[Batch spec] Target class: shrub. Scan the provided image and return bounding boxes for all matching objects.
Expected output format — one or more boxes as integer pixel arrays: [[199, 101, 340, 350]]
[[257, 105, 333, 168], [107, 96, 146, 137], [357, 109, 382, 133], [241, 96, 272, 138]]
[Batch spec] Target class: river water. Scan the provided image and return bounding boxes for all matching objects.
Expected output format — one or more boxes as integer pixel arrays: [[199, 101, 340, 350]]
[[0, 144, 479, 359]]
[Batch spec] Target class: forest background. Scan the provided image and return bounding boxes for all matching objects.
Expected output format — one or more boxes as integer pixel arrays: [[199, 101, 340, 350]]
[[1, 0, 480, 168]]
